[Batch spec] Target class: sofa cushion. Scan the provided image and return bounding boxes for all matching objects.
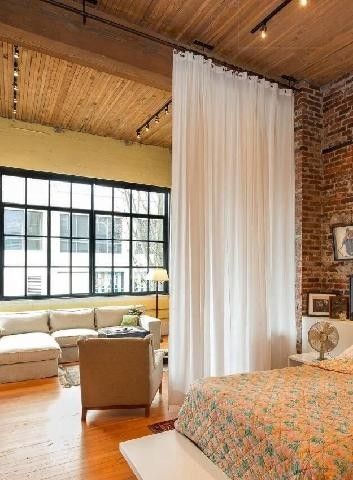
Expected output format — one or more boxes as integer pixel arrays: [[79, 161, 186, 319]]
[[95, 305, 145, 328], [0, 332, 60, 366], [49, 308, 94, 331], [121, 314, 139, 326], [51, 328, 98, 348], [0, 311, 49, 336]]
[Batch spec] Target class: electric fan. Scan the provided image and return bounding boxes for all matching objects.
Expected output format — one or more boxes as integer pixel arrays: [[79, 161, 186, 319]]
[[308, 321, 339, 360]]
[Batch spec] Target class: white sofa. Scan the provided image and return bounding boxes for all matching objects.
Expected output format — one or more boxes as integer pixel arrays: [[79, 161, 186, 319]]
[[0, 305, 161, 383]]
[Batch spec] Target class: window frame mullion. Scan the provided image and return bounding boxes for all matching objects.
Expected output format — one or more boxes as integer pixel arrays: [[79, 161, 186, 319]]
[[0, 167, 170, 300]]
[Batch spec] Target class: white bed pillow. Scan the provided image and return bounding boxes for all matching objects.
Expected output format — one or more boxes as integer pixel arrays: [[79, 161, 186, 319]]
[[337, 344, 353, 359]]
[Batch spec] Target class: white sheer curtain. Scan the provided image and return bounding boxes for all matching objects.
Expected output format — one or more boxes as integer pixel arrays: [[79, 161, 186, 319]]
[[169, 51, 296, 405]]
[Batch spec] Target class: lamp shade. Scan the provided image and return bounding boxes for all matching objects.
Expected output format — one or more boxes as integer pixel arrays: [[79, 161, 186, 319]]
[[147, 268, 169, 282]]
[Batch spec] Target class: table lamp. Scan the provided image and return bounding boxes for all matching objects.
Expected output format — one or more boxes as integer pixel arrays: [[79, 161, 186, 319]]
[[147, 268, 169, 318]]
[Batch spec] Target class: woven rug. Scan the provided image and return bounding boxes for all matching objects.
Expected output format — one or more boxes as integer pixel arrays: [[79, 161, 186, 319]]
[[58, 364, 80, 388], [148, 418, 177, 434]]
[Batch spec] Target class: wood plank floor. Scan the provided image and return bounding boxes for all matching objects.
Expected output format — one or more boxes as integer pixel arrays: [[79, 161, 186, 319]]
[[0, 338, 177, 480]]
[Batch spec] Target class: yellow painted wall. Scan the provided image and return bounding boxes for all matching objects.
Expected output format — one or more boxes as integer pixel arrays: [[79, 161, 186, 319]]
[[0, 117, 170, 330], [0, 117, 171, 187]]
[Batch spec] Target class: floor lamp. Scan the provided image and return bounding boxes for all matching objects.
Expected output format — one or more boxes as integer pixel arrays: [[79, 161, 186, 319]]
[[147, 268, 169, 318]]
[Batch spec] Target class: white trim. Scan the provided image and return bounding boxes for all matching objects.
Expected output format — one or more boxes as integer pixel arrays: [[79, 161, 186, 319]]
[[119, 430, 229, 480]]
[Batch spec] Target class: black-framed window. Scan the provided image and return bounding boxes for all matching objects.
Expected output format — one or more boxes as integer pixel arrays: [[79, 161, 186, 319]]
[[0, 167, 169, 299]]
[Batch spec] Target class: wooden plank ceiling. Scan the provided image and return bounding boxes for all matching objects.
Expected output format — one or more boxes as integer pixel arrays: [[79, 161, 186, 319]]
[[1, 0, 353, 148], [97, 0, 353, 86], [0, 40, 171, 147]]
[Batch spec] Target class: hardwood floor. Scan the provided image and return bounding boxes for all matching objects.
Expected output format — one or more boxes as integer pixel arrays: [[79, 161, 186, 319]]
[[0, 338, 176, 480]]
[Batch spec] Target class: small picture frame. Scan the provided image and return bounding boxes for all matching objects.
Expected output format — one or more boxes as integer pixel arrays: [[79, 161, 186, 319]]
[[308, 293, 335, 316], [329, 295, 349, 320], [332, 224, 353, 260]]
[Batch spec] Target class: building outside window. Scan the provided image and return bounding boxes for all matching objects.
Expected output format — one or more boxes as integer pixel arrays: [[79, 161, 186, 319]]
[[0, 169, 169, 298]]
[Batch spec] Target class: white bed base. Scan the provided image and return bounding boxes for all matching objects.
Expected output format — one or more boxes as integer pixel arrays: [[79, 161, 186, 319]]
[[119, 430, 229, 480]]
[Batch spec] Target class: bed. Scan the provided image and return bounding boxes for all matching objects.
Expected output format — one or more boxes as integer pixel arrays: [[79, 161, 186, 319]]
[[175, 359, 353, 479]]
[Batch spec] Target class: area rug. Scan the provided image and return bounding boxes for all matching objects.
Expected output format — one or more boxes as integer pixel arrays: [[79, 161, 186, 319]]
[[58, 364, 80, 388], [148, 418, 177, 433]]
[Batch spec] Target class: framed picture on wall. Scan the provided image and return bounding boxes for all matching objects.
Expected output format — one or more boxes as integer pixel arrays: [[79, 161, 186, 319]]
[[308, 293, 336, 317], [332, 224, 353, 260], [329, 295, 349, 320]]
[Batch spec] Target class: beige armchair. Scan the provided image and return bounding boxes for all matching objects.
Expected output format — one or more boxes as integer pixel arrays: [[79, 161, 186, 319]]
[[78, 335, 164, 421]]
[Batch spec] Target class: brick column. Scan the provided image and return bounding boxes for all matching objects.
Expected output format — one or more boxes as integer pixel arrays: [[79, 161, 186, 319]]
[[294, 82, 323, 351]]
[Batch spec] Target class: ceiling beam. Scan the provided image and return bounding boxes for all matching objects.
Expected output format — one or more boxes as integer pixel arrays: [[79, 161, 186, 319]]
[[0, 0, 172, 91]]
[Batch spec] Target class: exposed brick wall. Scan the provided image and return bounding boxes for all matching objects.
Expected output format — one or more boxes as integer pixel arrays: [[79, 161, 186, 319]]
[[321, 74, 353, 296], [294, 82, 323, 349], [295, 73, 353, 350]]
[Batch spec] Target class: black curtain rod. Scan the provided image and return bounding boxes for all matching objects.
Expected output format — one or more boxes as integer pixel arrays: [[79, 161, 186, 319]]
[[322, 140, 353, 154], [39, 0, 296, 91]]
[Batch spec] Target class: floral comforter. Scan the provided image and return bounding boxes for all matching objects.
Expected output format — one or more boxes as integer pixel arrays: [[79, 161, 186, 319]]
[[175, 359, 353, 479]]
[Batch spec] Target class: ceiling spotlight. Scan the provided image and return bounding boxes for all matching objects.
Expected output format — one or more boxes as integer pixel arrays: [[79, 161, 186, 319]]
[[164, 105, 169, 115], [14, 85, 19, 92], [14, 70, 19, 77], [299, 0, 308, 6], [145, 124, 150, 132], [14, 51, 19, 60], [260, 24, 267, 39], [155, 116, 160, 124]]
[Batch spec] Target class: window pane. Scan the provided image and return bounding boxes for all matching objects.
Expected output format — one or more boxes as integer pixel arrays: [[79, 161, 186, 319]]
[[149, 242, 164, 267], [114, 188, 130, 213], [149, 192, 165, 215], [132, 268, 148, 292], [27, 210, 47, 236], [96, 215, 112, 239], [149, 218, 163, 241], [114, 240, 129, 266], [51, 211, 70, 237], [72, 213, 89, 238], [72, 268, 89, 294], [132, 241, 148, 266], [95, 268, 112, 294], [72, 183, 91, 210], [27, 178, 49, 206], [4, 267, 25, 296], [132, 218, 148, 240], [50, 181, 70, 207], [51, 238, 70, 266], [95, 240, 112, 266], [114, 216, 130, 239], [27, 238, 47, 266], [94, 185, 112, 211], [4, 236, 25, 265], [50, 267, 70, 295], [27, 268, 47, 296], [72, 240, 89, 266], [2, 176, 25, 204], [113, 268, 129, 293], [4, 208, 25, 235], [132, 190, 148, 214]]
